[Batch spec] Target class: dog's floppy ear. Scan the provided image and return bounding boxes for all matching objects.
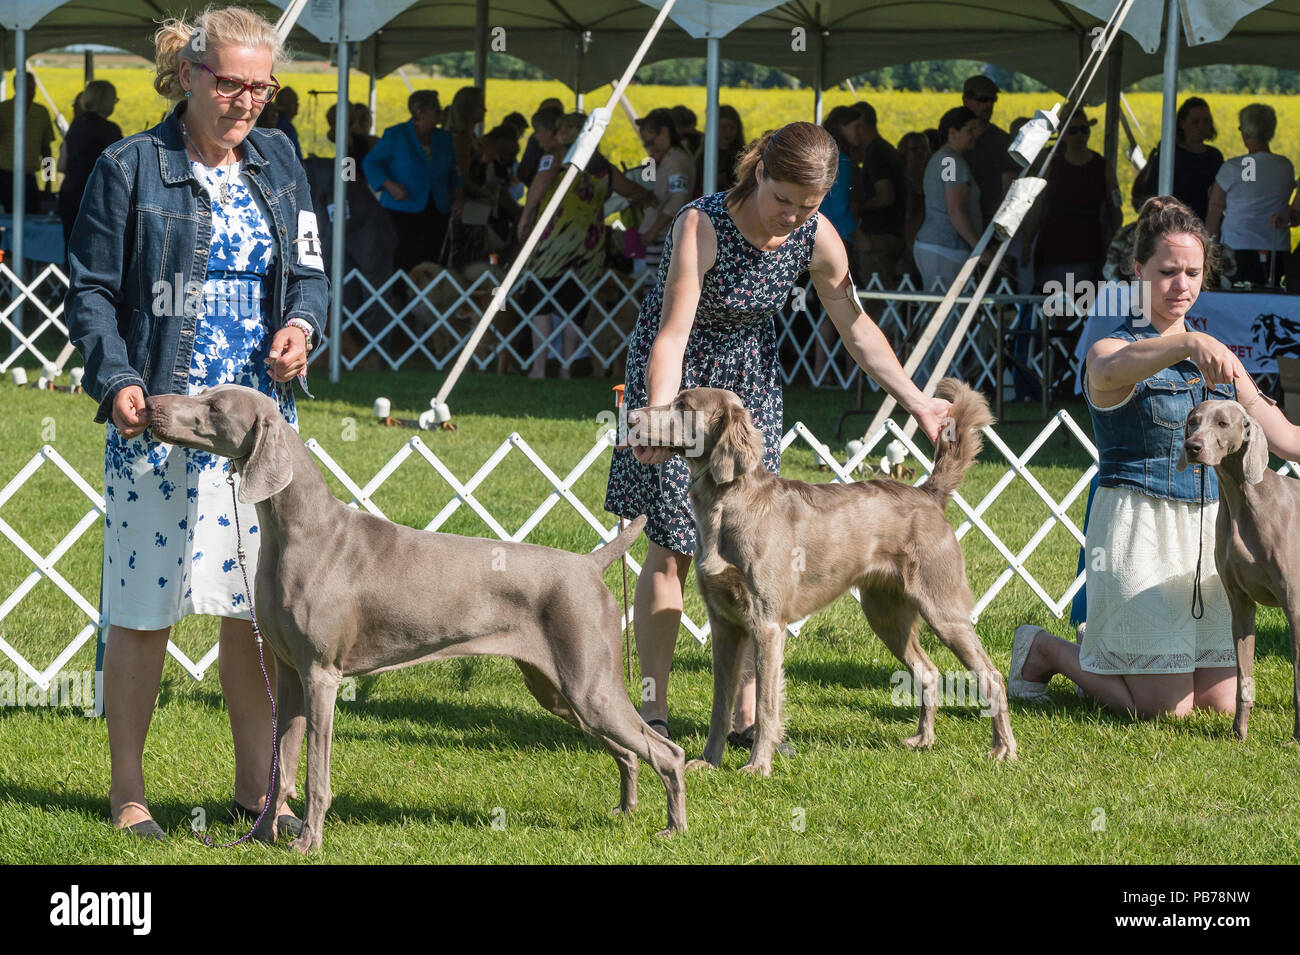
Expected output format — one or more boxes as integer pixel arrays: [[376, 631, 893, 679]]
[[709, 403, 763, 484], [1241, 410, 1269, 485], [236, 411, 294, 503]]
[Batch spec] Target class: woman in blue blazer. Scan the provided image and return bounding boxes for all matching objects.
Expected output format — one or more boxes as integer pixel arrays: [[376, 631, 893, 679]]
[[363, 89, 463, 272]]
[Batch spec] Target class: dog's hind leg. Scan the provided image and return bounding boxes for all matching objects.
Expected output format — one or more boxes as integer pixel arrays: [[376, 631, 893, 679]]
[[294, 664, 342, 854], [860, 587, 937, 751], [560, 685, 687, 836], [515, 660, 639, 818], [688, 615, 748, 772], [914, 588, 1017, 761]]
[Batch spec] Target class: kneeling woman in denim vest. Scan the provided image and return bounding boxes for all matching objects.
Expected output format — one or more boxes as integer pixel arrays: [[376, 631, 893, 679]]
[[1009, 196, 1300, 718]]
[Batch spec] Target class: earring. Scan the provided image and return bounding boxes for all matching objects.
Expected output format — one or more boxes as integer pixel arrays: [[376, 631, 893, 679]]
[[185, 90, 191, 98]]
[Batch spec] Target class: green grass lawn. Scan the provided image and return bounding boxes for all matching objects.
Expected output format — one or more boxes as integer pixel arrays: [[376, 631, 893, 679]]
[[1, 368, 1297, 864]]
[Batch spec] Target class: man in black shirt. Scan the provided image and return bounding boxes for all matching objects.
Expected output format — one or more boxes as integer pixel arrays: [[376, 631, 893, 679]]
[[854, 101, 906, 288], [962, 75, 1018, 230]]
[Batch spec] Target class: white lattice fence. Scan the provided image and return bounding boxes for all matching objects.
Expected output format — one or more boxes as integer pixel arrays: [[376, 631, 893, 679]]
[[1, 412, 1111, 689], [2, 261, 1082, 392], [0, 262, 75, 376]]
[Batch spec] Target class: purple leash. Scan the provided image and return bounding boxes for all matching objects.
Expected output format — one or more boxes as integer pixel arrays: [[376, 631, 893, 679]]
[[193, 472, 280, 847]]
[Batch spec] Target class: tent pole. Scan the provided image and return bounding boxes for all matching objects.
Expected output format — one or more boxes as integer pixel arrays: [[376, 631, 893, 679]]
[[703, 35, 720, 195], [1103, 39, 1122, 172], [368, 70, 377, 134], [575, 33, 585, 110], [12, 28, 25, 343], [813, 28, 824, 124], [1158, 0, 1179, 196], [329, 16, 350, 384], [84, 50, 94, 84], [474, 0, 489, 89]]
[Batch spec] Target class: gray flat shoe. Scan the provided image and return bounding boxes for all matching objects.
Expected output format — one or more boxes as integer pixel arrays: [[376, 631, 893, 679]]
[[231, 799, 303, 839], [122, 818, 167, 841]]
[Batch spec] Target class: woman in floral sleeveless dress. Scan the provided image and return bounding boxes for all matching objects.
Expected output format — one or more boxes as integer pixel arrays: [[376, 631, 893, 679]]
[[605, 122, 952, 745]]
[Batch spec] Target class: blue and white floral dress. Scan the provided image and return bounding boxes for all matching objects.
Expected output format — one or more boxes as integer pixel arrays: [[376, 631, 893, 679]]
[[101, 159, 297, 630]]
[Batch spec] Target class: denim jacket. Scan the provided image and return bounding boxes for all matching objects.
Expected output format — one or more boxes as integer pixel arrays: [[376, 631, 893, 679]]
[[66, 101, 329, 424], [1086, 319, 1236, 502]]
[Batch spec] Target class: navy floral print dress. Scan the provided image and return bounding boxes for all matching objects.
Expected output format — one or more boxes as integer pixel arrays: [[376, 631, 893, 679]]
[[101, 159, 297, 630], [605, 190, 818, 554]]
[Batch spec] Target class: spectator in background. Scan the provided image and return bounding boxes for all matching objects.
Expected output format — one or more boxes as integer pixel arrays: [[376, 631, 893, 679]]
[[447, 85, 487, 192], [671, 104, 704, 162], [517, 97, 563, 187], [1132, 96, 1223, 222], [819, 106, 864, 254], [1207, 103, 1295, 286], [0, 72, 54, 213], [55, 91, 85, 181], [324, 102, 374, 162], [517, 111, 651, 378], [897, 130, 932, 281], [457, 124, 522, 264], [363, 89, 463, 273], [635, 107, 694, 273], [274, 86, 302, 160], [914, 106, 985, 290], [349, 102, 378, 157], [501, 111, 528, 139], [254, 100, 279, 129], [695, 103, 744, 192], [57, 80, 124, 248], [962, 75, 1017, 230], [854, 101, 907, 289], [1033, 109, 1119, 291]]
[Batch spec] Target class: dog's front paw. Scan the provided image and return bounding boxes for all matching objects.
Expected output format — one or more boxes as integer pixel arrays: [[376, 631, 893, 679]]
[[988, 742, 1017, 761], [902, 731, 935, 750], [611, 800, 637, 818], [738, 759, 771, 777], [291, 831, 321, 855], [685, 758, 717, 772]]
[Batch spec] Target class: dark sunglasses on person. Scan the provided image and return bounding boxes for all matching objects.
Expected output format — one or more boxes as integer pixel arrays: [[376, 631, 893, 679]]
[[195, 61, 280, 103]]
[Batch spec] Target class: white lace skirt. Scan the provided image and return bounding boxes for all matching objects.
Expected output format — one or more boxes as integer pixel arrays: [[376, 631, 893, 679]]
[[1079, 485, 1236, 674]]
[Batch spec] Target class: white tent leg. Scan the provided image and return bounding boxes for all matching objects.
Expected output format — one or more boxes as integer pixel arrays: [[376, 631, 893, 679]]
[[703, 36, 720, 194], [813, 26, 824, 124], [84, 50, 94, 84], [12, 28, 25, 342], [1158, 0, 1180, 196], [329, 28, 350, 383]]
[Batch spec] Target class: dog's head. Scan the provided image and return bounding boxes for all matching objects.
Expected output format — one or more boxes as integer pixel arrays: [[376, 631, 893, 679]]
[[146, 384, 294, 503], [626, 387, 764, 485], [1177, 399, 1268, 485]]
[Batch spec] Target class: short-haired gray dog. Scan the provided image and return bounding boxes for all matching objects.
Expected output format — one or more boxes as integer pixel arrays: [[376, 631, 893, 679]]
[[1180, 398, 1300, 742], [147, 384, 685, 852]]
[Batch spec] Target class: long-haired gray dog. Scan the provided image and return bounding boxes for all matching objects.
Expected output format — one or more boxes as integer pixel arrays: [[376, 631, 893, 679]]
[[147, 384, 685, 852], [628, 379, 1015, 775], [1179, 398, 1300, 742]]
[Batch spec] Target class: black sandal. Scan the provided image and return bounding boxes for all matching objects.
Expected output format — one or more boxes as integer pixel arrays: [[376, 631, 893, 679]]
[[644, 718, 671, 741], [231, 799, 304, 839], [727, 724, 796, 756]]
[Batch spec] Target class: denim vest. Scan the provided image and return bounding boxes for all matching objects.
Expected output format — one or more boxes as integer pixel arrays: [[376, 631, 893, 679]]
[[1087, 320, 1236, 502], [66, 101, 329, 424]]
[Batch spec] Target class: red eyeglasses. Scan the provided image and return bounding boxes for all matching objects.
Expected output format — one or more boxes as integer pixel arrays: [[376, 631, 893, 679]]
[[194, 62, 280, 103]]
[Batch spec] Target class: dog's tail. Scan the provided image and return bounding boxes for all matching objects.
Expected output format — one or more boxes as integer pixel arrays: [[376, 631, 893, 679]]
[[923, 378, 993, 503], [589, 515, 648, 571]]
